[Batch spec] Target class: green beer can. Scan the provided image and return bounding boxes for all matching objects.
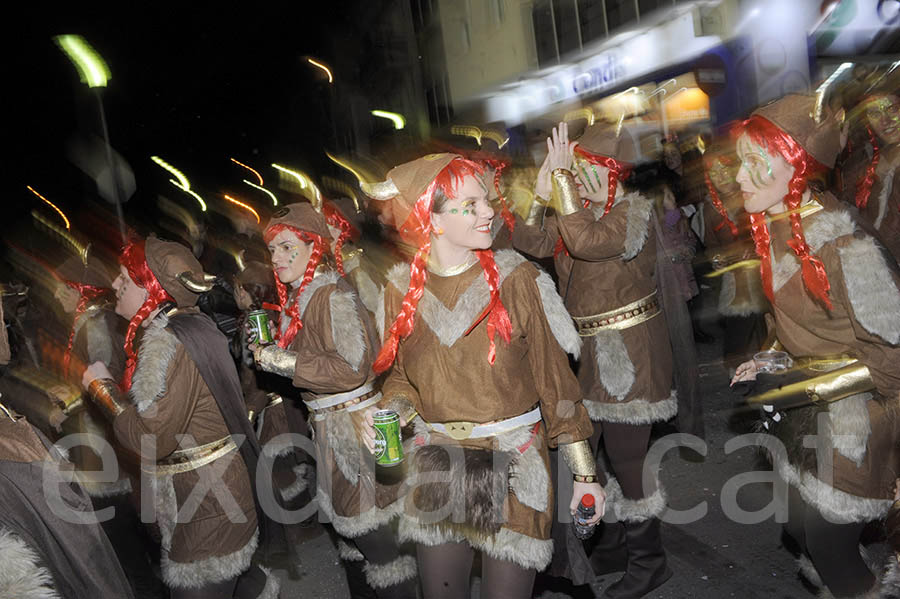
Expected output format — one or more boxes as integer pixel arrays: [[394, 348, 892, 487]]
[[373, 410, 403, 466], [247, 310, 274, 345]]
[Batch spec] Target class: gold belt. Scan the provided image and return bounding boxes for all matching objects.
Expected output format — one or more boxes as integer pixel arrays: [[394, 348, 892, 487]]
[[145, 436, 237, 476], [573, 291, 660, 336]]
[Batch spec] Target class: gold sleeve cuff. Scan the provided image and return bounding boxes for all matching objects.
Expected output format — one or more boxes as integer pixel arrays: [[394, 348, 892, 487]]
[[560, 440, 596, 479], [748, 362, 875, 410], [257, 345, 297, 378], [524, 198, 547, 227], [87, 378, 126, 420], [551, 168, 582, 216]]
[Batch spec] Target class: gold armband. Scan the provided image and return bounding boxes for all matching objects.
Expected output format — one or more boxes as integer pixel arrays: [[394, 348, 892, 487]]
[[87, 378, 126, 420], [257, 345, 297, 378], [524, 197, 547, 226], [748, 362, 875, 410], [551, 168, 582, 216], [560, 440, 597, 481]]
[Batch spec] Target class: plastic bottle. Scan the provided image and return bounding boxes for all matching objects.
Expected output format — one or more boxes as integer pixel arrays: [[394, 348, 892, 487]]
[[573, 493, 597, 540]]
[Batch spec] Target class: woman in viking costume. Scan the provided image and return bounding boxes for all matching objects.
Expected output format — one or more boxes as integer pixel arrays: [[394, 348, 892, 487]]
[[251, 202, 418, 598], [838, 76, 900, 263], [81, 237, 280, 599], [729, 93, 900, 598], [700, 141, 769, 368], [359, 153, 602, 599], [513, 122, 676, 598]]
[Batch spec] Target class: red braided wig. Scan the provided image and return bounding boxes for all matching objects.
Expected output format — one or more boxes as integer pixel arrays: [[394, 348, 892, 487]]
[[482, 158, 516, 235], [735, 116, 831, 309], [263, 224, 328, 349], [62, 281, 109, 375], [374, 157, 512, 373], [704, 172, 739, 237], [119, 241, 175, 390], [855, 126, 879, 210], [573, 146, 632, 217], [322, 201, 359, 276]]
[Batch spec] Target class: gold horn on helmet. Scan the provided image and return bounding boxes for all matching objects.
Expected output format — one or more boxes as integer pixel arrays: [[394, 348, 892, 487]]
[[177, 271, 216, 293], [360, 179, 400, 201]]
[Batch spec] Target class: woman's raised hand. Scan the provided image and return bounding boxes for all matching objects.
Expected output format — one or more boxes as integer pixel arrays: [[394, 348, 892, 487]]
[[535, 122, 577, 201]]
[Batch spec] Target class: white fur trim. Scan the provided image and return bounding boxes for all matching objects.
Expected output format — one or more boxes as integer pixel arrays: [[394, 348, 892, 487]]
[[162, 529, 258, 589], [317, 492, 403, 538], [474, 527, 554, 571], [352, 269, 382, 319], [375, 286, 386, 344], [0, 528, 60, 599], [324, 410, 361, 485], [884, 559, 900, 599], [603, 477, 668, 522], [501, 426, 549, 513], [85, 313, 113, 365], [771, 209, 856, 293], [385, 250, 527, 347], [329, 289, 366, 372], [363, 554, 417, 589], [258, 566, 281, 599], [297, 271, 340, 319], [280, 464, 312, 502], [534, 267, 581, 358], [75, 474, 133, 498], [336, 539, 365, 562], [592, 330, 635, 400], [874, 170, 895, 231], [773, 457, 893, 524], [828, 393, 873, 467], [718, 270, 767, 317], [839, 236, 900, 344], [584, 390, 678, 425], [799, 554, 824, 588], [130, 313, 178, 413], [622, 192, 655, 260]]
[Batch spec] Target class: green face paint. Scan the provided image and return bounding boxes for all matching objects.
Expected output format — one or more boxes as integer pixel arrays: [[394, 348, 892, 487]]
[[577, 161, 596, 193], [737, 137, 774, 190], [590, 164, 604, 194]]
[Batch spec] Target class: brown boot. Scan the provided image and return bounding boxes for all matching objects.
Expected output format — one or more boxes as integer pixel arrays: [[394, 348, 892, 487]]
[[604, 519, 672, 598]]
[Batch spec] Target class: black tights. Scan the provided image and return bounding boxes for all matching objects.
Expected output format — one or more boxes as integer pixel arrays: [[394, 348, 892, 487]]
[[590, 421, 653, 499], [786, 487, 875, 597], [417, 542, 536, 599]]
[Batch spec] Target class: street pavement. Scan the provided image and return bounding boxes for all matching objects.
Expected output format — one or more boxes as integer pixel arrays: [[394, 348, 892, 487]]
[[269, 315, 891, 598]]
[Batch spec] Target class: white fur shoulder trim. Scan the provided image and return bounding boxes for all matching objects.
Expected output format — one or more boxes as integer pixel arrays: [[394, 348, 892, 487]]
[[623, 192, 655, 260], [329, 289, 366, 372], [130, 313, 179, 414], [0, 528, 60, 599], [839, 235, 900, 344], [533, 265, 581, 358]]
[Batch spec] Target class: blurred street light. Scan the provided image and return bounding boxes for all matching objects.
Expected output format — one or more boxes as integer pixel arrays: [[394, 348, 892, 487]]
[[243, 180, 278, 206], [54, 35, 110, 88], [26, 186, 70, 230], [371, 110, 405, 130], [223, 194, 260, 223], [230, 157, 264, 185], [152, 156, 207, 212], [307, 58, 334, 83]]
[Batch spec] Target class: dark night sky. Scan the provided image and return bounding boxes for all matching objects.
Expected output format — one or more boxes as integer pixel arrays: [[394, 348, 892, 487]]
[[9, 4, 377, 238]]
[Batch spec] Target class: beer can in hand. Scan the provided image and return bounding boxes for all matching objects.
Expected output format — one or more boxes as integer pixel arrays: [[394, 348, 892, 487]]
[[247, 310, 274, 345], [373, 410, 404, 467]]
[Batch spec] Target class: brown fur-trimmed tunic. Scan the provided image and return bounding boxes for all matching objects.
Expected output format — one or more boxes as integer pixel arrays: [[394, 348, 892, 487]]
[[513, 193, 676, 425], [766, 193, 900, 523], [110, 310, 259, 589], [380, 249, 592, 570], [280, 269, 401, 538]]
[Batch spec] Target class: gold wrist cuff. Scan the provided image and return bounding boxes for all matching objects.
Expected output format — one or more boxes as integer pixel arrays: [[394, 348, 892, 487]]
[[748, 362, 875, 410], [257, 345, 297, 378], [524, 198, 546, 226], [551, 168, 582, 216], [560, 440, 596, 478], [87, 378, 126, 420]]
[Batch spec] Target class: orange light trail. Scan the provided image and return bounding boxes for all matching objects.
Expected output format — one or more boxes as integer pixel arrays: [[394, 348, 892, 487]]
[[230, 158, 264, 185], [307, 58, 333, 83], [27, 185, 70, 230], [223, 194, 260, 223]]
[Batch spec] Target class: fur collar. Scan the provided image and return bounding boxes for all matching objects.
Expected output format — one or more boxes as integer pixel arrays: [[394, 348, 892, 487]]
[[329, 289, 366, 372], [590, 192, 654, 260], [0, 528, 60, 599], [839, 236, 900, 344], [385, 250, 526, 347], [130, 313, 179, 414], [281, 271, 340, 335], [771, 209, 856, 292]]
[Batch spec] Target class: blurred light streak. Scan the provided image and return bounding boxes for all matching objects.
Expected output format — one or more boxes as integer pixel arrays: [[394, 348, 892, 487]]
[[30, 211, 88, 264], [151, 156, 190, 189], [26, 186, 70, 230], [53, 35, 110, 88], [322, 176, 361, 212], [223, 194, 260, 223], [169, 180, 207, 212], [371, 110, 405, 130], [272, 164, 323, 209], [325, 152, 381, 185], [703, 259, 762, 277], [243, 180, 278, 206], [307, 58, 334, 83], [482, 130, 510, 149], [814, 62, 853, 122], [230, 158, 264, 185], [272, 164, 308, 189], [563, 108, 595, 126]]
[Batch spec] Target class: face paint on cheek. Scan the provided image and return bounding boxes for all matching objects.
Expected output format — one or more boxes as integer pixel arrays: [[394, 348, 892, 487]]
[[590, 164, 604, 193], [578, 163, 596, 193]]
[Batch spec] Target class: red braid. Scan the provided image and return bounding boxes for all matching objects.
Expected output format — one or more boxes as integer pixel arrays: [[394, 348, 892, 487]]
[[855, 126, 879, 210], [704, 172, 739, 237], [737, 116, 830, 308], [263, 224, 327, 348], [749, 213, 774, 303], [62, 281, 109, 375], [322, 202, 358, 276], [119, 241, 175, 390], [483, 159, 516, 235], [467, 250, 512, 364]]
